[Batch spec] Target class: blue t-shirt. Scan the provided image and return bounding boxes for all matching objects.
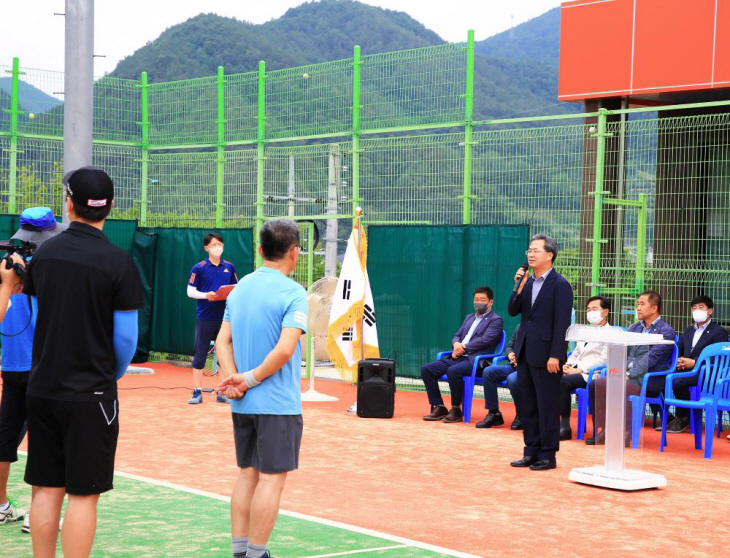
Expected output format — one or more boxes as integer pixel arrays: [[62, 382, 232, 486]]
[[188, 258, 238, 321], [0, 293, 37, 372], [224, 266, 308, 415]]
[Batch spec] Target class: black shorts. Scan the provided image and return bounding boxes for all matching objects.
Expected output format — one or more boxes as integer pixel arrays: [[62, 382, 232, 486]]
[[24, 396, 119, 495], [232, 414, 303, 474], [0, 371, 30, 462], [192, 319, 222, 369]]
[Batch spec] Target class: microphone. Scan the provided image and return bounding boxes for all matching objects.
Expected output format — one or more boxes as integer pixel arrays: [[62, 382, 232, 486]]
[[513, 261, 529, 293]]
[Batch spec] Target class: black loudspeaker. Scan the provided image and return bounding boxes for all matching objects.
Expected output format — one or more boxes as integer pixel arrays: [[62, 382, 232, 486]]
[[357, 358, 395, 418]]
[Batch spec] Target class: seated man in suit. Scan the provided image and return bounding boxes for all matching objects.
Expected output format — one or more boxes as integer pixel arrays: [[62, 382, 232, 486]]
[[665, 295, 728, 433], [558, 295, 613, 441], [421, 286, 503, 423], [475, 324, 522, 430], [587, 291, 676, 444]]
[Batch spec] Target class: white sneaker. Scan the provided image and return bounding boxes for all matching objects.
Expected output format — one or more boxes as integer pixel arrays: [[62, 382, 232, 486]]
[[20, 512, 62, 533], [0, 500, 26, 524]]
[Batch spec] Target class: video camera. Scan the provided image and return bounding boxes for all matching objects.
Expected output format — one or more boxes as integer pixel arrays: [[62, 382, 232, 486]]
[[0, 240, 37, 283]]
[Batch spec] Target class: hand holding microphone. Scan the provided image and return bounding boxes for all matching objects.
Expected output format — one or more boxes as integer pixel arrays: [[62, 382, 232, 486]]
[[513, 261, 530, 294]]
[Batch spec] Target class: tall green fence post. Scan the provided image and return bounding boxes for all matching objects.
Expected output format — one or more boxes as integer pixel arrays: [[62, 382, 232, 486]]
[[255, 60, 266, 267], [216, 66, 225, 228], [462, 30, 475, 225], [352, 45, 362, 219], [635, 193, 648, 294], [139, 71, 149, 226], [7, 57, 22, 214], [589, 108, 609, 297]]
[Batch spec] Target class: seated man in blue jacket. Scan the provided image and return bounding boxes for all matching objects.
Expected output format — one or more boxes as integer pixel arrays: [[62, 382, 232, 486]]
[[587, 291, 676, 444], [421, 286, 503, 423], [666, 295, 728, 433]]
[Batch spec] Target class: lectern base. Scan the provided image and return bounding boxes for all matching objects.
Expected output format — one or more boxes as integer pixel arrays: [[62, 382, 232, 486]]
[[569, 466, 667, 491]]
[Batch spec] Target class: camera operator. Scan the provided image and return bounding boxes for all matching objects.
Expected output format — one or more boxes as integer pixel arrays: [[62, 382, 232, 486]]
[[0, 254, 24, 324], [0, 208, 67, 530], [22, 168, 143, 558]]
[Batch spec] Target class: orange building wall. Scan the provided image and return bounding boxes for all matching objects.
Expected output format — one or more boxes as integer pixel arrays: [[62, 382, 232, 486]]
[[559, 0, 730, 101]]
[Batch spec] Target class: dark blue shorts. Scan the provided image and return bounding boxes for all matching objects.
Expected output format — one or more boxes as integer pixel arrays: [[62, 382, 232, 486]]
[[192, 319, 222, 369]]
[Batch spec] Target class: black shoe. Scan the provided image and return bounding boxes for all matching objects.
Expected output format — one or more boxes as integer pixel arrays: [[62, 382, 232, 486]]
[[530, 458, 557, 471], [442, 407, 463, 423], [510, 455, 538, 468], [559, 427, 572, 441], [510, 417, 523, 430], [475, 412, 504, 428], [586, 431, 604, 445], [655, 414, 675, 431], [667, 416, 690, 433], [423, 405, 448, 421]]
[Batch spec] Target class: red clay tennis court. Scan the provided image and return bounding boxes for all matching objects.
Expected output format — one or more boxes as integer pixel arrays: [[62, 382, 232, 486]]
[[6, 363, 730, 557]]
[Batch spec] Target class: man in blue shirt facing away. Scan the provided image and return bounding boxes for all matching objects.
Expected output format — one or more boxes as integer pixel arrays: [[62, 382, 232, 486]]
[[216, 219, 307, 558], [0, 207, 65, 528], [187, 232, 238, 404]]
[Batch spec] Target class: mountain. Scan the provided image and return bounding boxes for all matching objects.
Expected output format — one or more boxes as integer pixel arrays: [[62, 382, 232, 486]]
[[475, 7, 561, 67], [0, 77, 63, 115], [112, 1, 443, 81], [110, 0, 575, 120]]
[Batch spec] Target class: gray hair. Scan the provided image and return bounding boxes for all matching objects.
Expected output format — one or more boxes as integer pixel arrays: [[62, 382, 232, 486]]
[[260, 219, 300, 261], [530, 233, 558, 263]]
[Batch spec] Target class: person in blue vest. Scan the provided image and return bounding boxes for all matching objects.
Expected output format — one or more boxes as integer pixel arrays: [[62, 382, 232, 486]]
[[187, 233, 238, 404], [0, 207, 66, 529]]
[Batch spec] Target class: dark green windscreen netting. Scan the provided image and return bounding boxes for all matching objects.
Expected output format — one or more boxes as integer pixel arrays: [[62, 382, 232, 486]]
[[368, 225, 529, 381]]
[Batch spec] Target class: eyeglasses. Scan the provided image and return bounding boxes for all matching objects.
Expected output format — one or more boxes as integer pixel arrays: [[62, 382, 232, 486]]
[[525, 249, 546, 255]]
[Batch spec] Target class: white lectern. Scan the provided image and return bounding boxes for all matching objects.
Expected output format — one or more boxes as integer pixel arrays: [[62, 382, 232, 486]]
[[565, 325, 673, 491]]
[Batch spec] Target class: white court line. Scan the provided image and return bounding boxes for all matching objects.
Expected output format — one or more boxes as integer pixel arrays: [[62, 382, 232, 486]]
[[298, 545, 409, 558], [112, 469, 483, 558]]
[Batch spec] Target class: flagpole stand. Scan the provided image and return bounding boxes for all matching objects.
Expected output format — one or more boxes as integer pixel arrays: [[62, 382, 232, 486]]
[[302, 329, 338, 402]]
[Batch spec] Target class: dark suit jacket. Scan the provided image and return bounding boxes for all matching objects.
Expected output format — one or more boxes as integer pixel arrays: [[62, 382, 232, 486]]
[[678, 321, 729, 360], [507, 269, 573, 368], [451, 309, 504, 363], [626, 318, 676, 383]]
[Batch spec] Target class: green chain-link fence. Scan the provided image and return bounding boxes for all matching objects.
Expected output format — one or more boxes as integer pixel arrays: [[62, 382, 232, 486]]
[[3, 32, 730, 336]]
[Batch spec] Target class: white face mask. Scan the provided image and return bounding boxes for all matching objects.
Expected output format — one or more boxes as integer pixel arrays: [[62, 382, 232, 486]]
[[692, 309, 709, 324], [208, 245, 223, 258], [586, 310, 604, 325]]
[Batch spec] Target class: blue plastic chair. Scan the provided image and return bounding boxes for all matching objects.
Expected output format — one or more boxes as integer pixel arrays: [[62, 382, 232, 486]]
[[574, 364, 606, 441], [627, 342, 678, 449], [436, 330, 506, 423], [661, 342, 730, 459]]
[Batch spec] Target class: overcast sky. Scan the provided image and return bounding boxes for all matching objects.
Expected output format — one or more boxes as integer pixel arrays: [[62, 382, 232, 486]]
[[1, 0, 562, 76]]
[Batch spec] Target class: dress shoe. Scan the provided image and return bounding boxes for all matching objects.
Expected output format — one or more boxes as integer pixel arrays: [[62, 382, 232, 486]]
[[530, 458, 557, 471], [586, 431, 605, 445], [475, 411, 504, 428], [510, 455, 538, 467], [510, 416, 523, 430], [559, 427, 572, 441], [442, 407, 463, 423], [423, 405, 448, 421]]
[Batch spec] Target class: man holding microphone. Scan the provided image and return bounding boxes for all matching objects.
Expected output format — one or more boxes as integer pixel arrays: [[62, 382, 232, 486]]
[[508, 234, 573, 471]]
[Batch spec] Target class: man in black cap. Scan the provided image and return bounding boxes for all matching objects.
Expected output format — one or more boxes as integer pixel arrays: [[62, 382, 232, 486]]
[[0, 208, 66, 531], [23, 167, 143, 557]]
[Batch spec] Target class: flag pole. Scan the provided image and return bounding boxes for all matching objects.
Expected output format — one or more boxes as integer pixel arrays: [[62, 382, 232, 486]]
[[355, 206, 365, 362]]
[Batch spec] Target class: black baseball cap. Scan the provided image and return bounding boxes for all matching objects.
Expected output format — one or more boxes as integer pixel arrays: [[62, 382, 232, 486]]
[[62, 166, 114, 208]]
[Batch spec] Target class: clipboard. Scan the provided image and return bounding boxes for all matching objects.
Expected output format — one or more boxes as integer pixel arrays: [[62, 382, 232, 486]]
[[210, 284, 235, 301]]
